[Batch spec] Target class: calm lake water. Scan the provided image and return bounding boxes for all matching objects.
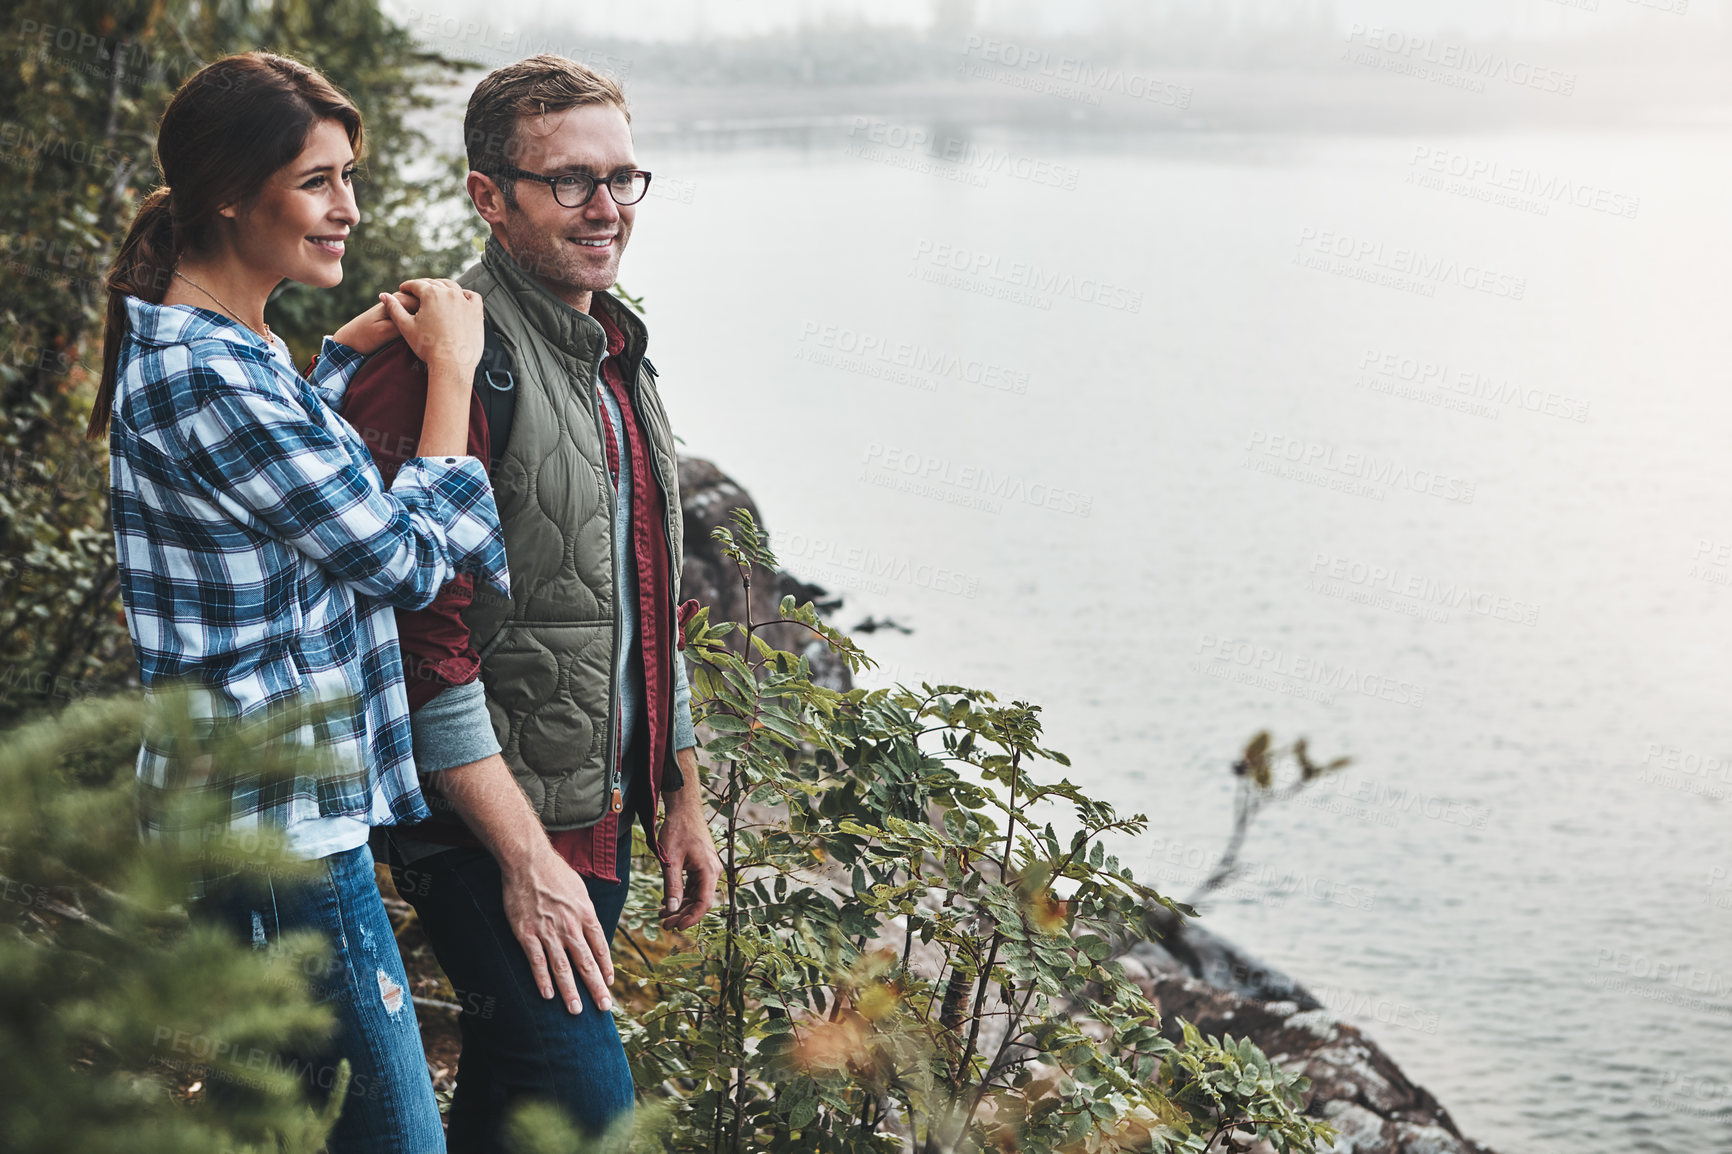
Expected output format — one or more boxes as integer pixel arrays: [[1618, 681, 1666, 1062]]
[[614, 126, 1732, 1153]]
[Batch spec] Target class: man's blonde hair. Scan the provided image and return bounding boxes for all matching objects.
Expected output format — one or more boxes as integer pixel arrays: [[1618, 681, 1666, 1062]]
[[465, 54, 629, 205]]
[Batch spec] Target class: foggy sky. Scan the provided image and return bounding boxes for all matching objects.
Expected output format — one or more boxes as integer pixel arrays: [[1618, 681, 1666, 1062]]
[[383, 0, 1727, 44]]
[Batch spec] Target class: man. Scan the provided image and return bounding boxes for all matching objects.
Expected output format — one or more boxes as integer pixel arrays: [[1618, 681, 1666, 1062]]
[[338, 55, 722, 1147]]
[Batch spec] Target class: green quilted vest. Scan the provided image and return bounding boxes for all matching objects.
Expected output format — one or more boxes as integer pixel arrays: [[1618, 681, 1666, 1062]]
[[456, 238, 685, 830]]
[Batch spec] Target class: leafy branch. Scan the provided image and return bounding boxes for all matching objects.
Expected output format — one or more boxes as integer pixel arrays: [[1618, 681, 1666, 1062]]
[[606, 509, 1334, 1154]]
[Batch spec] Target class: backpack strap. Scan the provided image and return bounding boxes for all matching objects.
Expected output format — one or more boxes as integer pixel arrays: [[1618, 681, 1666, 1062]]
[[473, 320, 516, 475]]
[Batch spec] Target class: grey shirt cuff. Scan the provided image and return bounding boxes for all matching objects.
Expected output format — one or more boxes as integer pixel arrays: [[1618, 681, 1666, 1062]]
[[410, 678, 502, 774], [673, 648, 696, 752]]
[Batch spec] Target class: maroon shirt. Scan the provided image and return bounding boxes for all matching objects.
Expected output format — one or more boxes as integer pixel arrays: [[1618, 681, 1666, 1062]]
[[332, 340, 490, 713], [333, 308, 688, 883]]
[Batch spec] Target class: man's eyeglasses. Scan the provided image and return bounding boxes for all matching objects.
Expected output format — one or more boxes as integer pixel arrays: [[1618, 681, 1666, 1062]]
[[488, 166, 653, 209]]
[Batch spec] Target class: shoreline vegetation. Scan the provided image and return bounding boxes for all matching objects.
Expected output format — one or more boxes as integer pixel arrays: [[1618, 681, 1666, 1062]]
[[638, 459, 1505, 1154], [0, 463, 1502, 1151]]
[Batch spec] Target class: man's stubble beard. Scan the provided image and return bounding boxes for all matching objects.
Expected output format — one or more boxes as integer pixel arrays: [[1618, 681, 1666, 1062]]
[[500, 212, 624, 298]]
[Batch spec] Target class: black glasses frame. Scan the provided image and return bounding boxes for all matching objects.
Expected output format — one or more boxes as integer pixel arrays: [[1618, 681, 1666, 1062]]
[[489, 165, 653, 208]]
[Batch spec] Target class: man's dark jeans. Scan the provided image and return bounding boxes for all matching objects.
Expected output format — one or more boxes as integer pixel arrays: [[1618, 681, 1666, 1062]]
[[387, 762, 640, 1150]]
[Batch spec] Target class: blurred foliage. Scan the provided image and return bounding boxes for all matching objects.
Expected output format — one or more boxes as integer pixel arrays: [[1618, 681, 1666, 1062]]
[[1186, 735, 1352, 908], [0, 689, 355, 1153], [579, 509, 1336, 1154], [0, 0, 483, 722]]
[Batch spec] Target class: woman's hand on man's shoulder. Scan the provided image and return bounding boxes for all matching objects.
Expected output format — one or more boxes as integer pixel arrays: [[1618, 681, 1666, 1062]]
[[332, 291, 417, 357], [380, 279, 485, 382]]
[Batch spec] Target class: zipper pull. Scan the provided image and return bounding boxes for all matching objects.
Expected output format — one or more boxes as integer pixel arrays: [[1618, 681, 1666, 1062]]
[[611, 786, 623, 813]]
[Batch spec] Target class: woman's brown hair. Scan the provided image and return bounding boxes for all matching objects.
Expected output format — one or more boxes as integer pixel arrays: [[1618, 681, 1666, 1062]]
[[88, 52, 364, 438]]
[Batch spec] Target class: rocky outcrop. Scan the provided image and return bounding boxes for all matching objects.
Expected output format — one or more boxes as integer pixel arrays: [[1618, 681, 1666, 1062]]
[[677, 456, 850, 690], [675, 457, 773, 632], [1118, 921, 1498, 1154], [678, 456, 1498, 1154]]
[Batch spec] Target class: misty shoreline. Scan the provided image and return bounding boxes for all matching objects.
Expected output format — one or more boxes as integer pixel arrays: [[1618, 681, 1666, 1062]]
[[624, 71, 1732, 141], [417, 73, 1732, 155], [412, 27, 1732, 144]]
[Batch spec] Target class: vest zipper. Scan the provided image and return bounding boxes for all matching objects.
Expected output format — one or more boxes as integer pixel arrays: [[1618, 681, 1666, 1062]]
[[586, 350, 624, 814]]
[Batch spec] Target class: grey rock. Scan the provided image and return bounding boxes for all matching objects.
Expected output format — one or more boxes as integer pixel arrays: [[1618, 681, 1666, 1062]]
[[1114, 939, 1499, 1154], [677, 456, 851, 689]]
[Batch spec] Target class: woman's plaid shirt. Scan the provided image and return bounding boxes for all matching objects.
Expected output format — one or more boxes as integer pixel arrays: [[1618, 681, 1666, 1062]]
[[110, 298, 509, 844]]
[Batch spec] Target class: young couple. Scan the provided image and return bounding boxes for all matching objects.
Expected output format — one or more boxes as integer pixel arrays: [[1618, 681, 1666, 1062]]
[[98, 50, 720, 1153]]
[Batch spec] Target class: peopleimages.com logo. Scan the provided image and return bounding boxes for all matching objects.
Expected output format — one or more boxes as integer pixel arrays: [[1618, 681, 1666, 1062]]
[[0, 122, 131, 178], [845, 118, 1081, 191], [1688, 538, 1732, 590], [13, 18, 205, 88], [1638, 741, 1731, 802], [1343, 24, 1577, 96], [1293, 228, 1527, 302], [1244, 430, 1477, 505], [859, 442, 1093, 517], [397, 7, 632, 75], [1356, 348, 1589, 423], [957, 35, 1193, 109], [1308, 552, 1539, 627], [1191, 633, 1427, 709], [769, 529, 981, 599], [1406, 146, 1640, 221], [909, 239, 1143, 313], [1589, 950, 1732, 1013], [1313, 984, 1442, 1034], [797, 321, 1030, 395], [1141, 835, 1376, 910], [1304, 772, 1491, 831]]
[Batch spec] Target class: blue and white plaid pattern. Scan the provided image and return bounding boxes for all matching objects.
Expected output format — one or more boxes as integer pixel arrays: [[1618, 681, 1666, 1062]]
[[110, 297, 509, 843]]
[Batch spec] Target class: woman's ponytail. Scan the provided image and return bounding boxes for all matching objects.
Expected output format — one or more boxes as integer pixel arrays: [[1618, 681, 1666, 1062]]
[[88, 186, 177, 439]]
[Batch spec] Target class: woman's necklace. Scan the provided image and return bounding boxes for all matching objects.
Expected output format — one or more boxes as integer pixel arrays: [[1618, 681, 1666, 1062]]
[[174, 270, 273, 342]]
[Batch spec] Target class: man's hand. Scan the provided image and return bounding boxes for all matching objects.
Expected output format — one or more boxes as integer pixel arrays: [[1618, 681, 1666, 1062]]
[[501, 846, 615, 1015], [431, 751, 614, 1016], [331, 291, 415, 355], [660, 746, 721, 930]]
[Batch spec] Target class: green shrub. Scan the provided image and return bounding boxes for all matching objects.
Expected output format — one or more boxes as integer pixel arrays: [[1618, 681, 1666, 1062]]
[[595, 511, 1335, 1154], [0, 693, 353, 1154]]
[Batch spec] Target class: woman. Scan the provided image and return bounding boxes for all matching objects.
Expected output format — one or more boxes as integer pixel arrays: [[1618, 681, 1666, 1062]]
[[92, 52, 501, 1152]]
